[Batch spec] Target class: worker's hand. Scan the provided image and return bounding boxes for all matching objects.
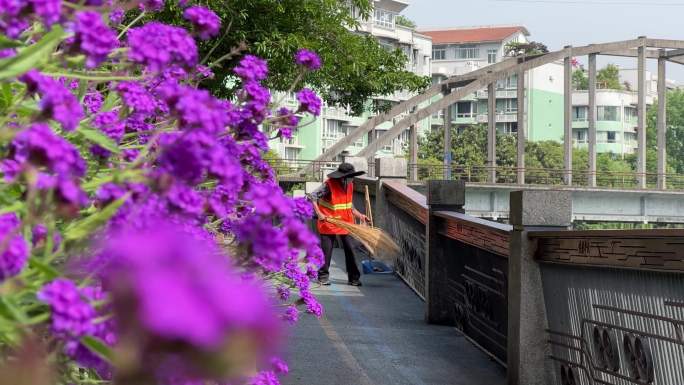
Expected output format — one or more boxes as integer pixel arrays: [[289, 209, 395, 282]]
[[318, 214, 328, 222], [357, 214, 369, 223]]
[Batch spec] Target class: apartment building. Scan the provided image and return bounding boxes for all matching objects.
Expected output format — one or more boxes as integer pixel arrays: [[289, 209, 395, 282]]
[[571, 69, 678, 155], [270, 0, 433, 164], [420, 25, 565, 141]]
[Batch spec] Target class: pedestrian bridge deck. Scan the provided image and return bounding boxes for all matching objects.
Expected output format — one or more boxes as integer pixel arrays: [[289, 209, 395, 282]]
[[283, 250, 505, 385]]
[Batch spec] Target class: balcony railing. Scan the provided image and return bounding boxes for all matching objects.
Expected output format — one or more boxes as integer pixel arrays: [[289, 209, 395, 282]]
[[476, 113, 518, 123], [476, 89, 517, 99]]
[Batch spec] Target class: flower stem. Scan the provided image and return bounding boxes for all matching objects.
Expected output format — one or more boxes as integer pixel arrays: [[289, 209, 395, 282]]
[[117, 11, 146, 40]]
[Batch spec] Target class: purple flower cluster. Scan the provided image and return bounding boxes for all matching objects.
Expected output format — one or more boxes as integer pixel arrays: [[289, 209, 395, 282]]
[[296, 88, 322, 116], [127, 22, 198, 72], [234, 55, 268, 81], [91, 111, 125, 158], [38, 279, 97, 339], [183, 6, 221, 40], [32, 224, 62, 250], [20, 70, 84, 131], [38, 279, 116, 377], [294, 49, 322, 71], [5, 123, 88, 207], [0, 0, 61, 38], [71, 11, 118, 68], [116, 81, 157, 115], [0, 213, 28, 282]]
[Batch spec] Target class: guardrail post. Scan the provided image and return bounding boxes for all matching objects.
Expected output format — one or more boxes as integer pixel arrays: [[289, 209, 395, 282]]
[[374, 158, 407, 231], [343, 156, 369, 174], [508, 190, 572, 385], [425, 180, 465, 324]]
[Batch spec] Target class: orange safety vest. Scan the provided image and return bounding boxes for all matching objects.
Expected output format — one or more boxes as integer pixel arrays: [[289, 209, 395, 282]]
[[316, 179, 354, 235]]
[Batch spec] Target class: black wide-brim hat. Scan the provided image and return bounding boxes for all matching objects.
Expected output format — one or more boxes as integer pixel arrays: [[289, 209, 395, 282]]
[[327, 162, 366, 179]]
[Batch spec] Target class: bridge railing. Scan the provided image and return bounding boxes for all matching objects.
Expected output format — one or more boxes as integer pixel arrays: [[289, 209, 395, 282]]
[[282, 159, 684, 190], [529, 228, 684, 385], [349, 162, 684, 384]]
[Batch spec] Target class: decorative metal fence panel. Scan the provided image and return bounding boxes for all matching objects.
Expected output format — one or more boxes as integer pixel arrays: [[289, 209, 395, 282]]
[[383, 181, 428, 299], [437, 212, 511, 365], [533, 230, 684, 385]]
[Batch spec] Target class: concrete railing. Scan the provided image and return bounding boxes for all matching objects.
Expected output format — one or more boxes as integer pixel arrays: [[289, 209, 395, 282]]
[[344, 160, 684, 385]]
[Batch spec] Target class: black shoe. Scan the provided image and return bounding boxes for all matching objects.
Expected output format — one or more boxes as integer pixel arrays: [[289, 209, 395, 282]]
[[318, 277, 331, 286], [348, 280, 362, 287]]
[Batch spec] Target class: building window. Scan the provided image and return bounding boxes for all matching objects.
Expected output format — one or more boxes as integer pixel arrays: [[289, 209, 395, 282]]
[[624, 107, 638, 123], [455, 45, 479, 59], [597, 106, 620, 121], [607, 131, 618, 143], [506, 74, 518, 89], [575, 129, 587, 142], [432, 45, 446, 61], [502, 122, 517, 134], [573, 106, 588, 121], [488, 49, 497, 64], [322, 119, 347, 140], [456, 101, 474, 118], [373, 8, 395, 29], [284, 148, 299, 161], [503, 99, 517, 113]]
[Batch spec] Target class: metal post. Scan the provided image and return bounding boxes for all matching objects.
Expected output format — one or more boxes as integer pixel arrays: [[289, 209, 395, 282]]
[[588, 53, 598, 187], [563, 47, 573, 186], [410, 123, 418, 182], [657, 53, 667, 190], [488, 82, 497, 183], [637, 38, 647, 188], [517, 67, 526, 185], [443, 105, 452, 180]]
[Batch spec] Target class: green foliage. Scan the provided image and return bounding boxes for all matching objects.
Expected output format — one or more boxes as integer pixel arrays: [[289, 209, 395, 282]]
[[572, 69, 588, 90], [146, 0, 430, 115], [647, 89, 684, 173], [504, 41, 549, 57], [395, 15, 416, 28], [597, 64, 622, 90]]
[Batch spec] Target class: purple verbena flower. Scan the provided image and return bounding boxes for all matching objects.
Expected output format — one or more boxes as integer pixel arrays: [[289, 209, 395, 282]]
[[294, 49, 321, 71], [276, 285, 290, 301], [251, 371, 280, 385], [116, 81, 157, 115], [9, 123, 86, 178], [127, 22, 198, 72], [90, 111, 124, 158], [71, 11, 118, 68], [270, 357, 289, 374], [296, 88, 321, 116], [83, 90, 103, 114], [183, 6, 220, 40], [32, 224, 62, 250], [283, 306, 298, 325], [99, 223, 281, 350], [275, 107, 299, 139], [234, 55, 268, 81], [20, 70, 84, 131], [38, 278, 97, 338], [0, 213, 28, 282], [0, 48, 16, 58], [109, 8, 124, 24]]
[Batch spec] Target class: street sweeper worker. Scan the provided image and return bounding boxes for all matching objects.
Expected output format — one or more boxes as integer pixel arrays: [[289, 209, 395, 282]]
[[308, 163, 369, 287]]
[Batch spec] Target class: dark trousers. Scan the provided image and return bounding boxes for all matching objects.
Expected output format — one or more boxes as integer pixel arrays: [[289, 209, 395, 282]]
[[318, 234, 361, 282]]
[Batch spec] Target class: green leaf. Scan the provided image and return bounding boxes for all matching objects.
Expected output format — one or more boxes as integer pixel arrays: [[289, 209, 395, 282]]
[[101, 91, 119, 112], [77, 124, 121, 154], [0, 26, 66, 80], [0, 35, 22, 50], [81, 336, 113, 363], [28, 258, 60, 280], [64, 195, 129, 241]]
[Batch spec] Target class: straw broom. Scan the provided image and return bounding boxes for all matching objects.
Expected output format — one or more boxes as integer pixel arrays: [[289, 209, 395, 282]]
[[324, 218, 399, 261]]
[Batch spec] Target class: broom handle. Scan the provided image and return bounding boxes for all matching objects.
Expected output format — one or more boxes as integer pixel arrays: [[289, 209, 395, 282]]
[[364, 185, 374, 228]]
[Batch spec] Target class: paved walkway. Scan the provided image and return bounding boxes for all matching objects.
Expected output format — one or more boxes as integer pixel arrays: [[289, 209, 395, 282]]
[[282, 249, 506, 385]]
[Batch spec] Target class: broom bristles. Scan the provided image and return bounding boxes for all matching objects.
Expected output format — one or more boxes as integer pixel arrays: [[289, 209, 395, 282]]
[[324, 218, 400, 262]]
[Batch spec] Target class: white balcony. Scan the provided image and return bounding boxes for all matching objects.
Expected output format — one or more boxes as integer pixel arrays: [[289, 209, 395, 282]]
[[476, 113, 518, 123], [476, 90, 518, 99], [321, 106, 352, 121]]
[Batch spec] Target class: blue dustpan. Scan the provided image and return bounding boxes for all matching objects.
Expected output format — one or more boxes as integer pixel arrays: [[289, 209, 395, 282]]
[[362, 259, 393, 275]]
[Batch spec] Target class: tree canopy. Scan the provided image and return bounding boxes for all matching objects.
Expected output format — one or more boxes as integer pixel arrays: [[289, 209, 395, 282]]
[[145, 0, 430, 115], [573, 63, 623, 91]]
